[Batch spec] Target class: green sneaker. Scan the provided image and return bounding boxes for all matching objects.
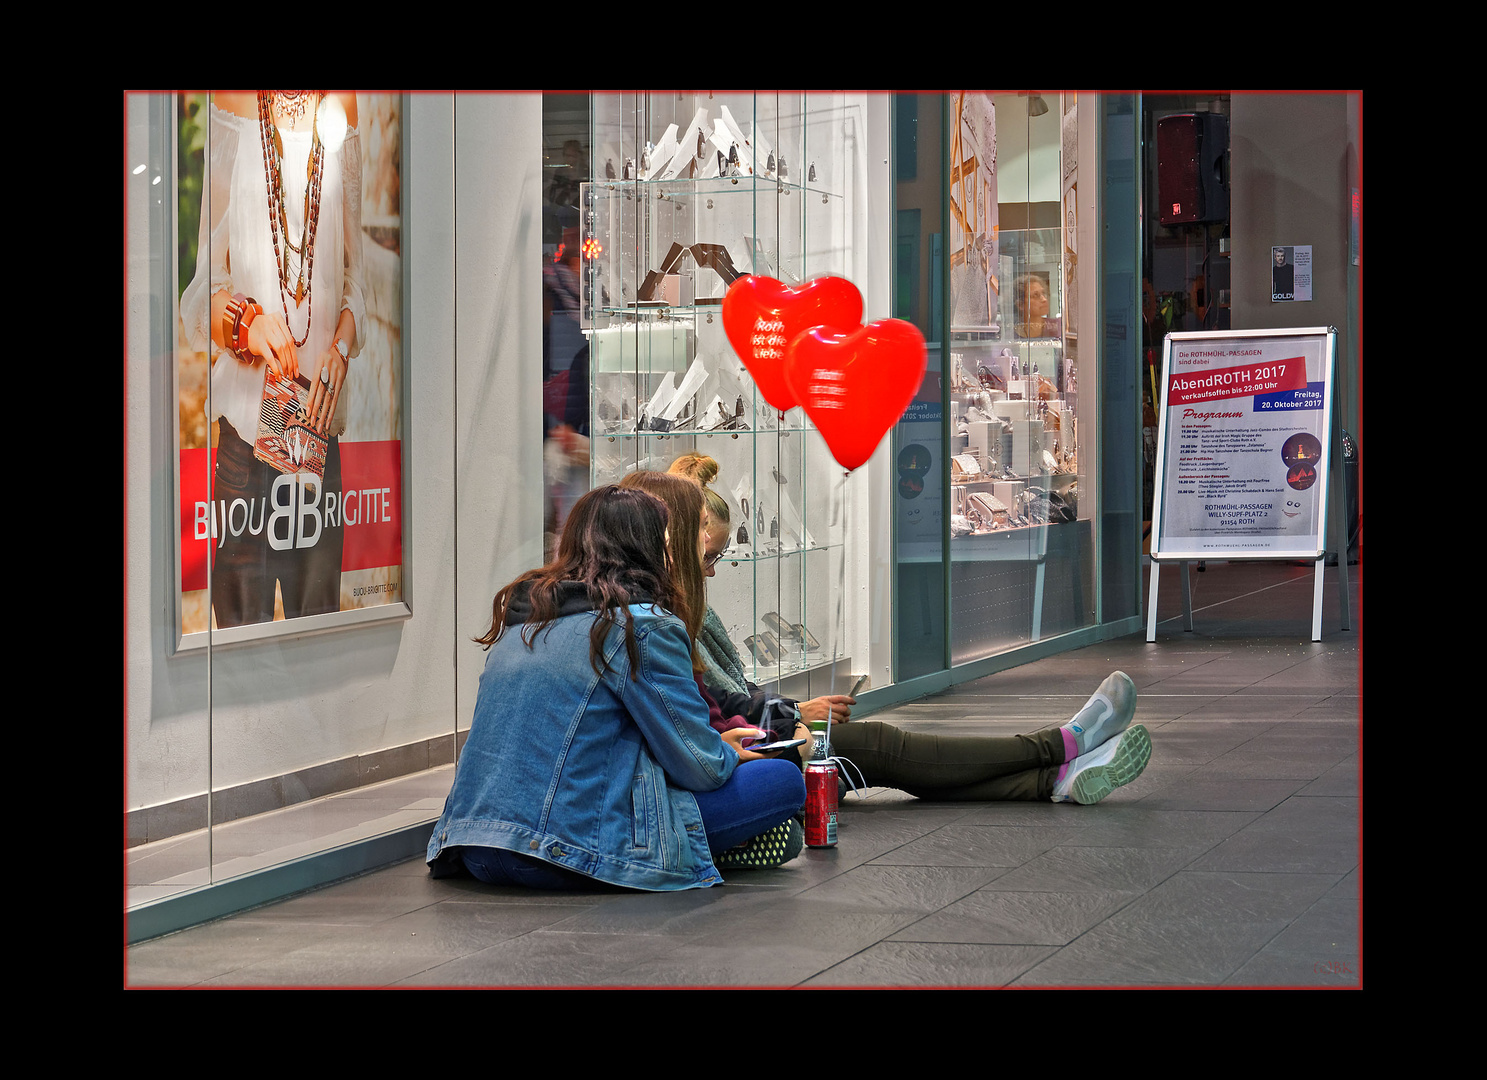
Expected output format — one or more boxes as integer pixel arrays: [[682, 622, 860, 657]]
[[1052, 724, 1151, 805], [713, 819, 805, 869]]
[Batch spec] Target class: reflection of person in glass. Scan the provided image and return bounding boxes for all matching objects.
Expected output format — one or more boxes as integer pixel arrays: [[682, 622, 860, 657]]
[[182, 92, 365, 627], [1013, 273, 1062, 339]]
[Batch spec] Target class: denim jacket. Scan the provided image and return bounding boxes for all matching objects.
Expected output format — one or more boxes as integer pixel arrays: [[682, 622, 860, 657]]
[[427, 603, 736, 891]]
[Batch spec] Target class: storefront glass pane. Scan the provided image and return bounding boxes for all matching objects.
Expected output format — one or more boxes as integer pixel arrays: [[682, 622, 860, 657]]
[[1101, 93, 1142, 622], [891, 92, 948, 681], [126, 92, 213, 902], [128, 92, 452, 912], [581, 92, 868, 703], [541, 93, 592, 559], [946, 92, 1096, 662]]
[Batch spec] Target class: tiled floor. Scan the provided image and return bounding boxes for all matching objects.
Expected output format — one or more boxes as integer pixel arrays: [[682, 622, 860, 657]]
[[126, 559, 1361, 987]]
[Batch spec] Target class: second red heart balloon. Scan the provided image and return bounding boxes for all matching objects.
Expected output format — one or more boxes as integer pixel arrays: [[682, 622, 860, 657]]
[[722, 275, 864, 412], [784, 319, 928, 472]]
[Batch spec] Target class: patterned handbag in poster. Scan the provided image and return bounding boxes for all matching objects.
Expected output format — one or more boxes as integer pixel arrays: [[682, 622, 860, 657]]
[[253, 371, 328, 479]]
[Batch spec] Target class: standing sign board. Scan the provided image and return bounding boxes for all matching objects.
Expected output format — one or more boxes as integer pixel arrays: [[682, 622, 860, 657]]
[[1147, 327, 1346, 640]]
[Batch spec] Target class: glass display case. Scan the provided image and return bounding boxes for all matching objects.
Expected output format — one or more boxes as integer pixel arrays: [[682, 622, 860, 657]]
[[944, 92, 1093, 658], [581, 93, 858, 690], [948, 227, 1078, 540]]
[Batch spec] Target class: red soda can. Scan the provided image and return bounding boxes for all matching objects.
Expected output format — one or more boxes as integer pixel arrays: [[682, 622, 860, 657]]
[[804, 761, 838, 847]]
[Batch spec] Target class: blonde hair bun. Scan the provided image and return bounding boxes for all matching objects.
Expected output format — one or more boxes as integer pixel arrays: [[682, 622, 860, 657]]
[[668, 451, 730, 526], [668, 451, 719, 486]]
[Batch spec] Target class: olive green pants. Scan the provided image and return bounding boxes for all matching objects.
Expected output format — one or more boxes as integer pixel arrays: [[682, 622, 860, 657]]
[[827, 721, 1068, 801]]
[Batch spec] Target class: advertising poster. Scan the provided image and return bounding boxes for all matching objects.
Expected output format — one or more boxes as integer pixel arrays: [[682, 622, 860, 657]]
[[948, 91, 998, 330], [1151, 328, 1334, 561], [1271, 245, 1312, 302], [175, 92, 405, 645], [895, 370, 944, 559]]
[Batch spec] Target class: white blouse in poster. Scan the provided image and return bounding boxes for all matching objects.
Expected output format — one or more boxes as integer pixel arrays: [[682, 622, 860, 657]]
[[1151, 328, 1335, 561]]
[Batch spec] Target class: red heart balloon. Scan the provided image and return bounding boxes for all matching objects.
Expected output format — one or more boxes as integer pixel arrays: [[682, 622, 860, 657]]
[[784, 320, 928, 472], [722, 275, 864, 411]]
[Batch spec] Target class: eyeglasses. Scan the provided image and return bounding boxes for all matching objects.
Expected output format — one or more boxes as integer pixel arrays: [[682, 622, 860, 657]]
[[703, 547, 730, 570]]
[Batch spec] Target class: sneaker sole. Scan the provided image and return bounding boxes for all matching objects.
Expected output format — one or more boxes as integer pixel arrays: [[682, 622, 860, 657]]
[[1070, 724, 1151, 805]]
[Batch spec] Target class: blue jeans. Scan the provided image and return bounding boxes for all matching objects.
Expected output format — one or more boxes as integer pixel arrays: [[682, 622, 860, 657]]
[[694, 758, 806, 853], [461, 758, 805, 889]]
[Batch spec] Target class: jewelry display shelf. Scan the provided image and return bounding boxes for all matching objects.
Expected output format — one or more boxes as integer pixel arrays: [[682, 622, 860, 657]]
[[716, 540, 841, 565], [595, 420, 817, 439], [583, 93, 856, 690], [947, 229, 1083, 551], [590, 175, 840, 194]]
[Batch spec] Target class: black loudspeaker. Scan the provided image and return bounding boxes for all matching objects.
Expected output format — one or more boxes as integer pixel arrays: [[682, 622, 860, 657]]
[[1157, 113, 1229, 225]]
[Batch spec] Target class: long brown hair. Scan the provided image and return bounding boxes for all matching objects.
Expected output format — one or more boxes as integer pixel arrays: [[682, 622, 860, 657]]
[[476, 484, 677, 678], [617, 472, 705, 666]]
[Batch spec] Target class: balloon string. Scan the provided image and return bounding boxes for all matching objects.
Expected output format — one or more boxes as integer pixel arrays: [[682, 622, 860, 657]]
[[831, 470, 849, 703]]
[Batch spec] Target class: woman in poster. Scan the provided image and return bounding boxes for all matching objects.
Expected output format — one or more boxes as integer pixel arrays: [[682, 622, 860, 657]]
[[182, 92, 365, 627]]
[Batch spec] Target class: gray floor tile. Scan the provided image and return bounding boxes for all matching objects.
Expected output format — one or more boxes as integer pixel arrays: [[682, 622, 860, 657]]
[[1190, 795, 1358, 875], [196, 902, 579, 987], [810, 805, 985, 872], [1239, 728, 1360, 756], [619, 911, 925, 986], [986, 845, 1199, 894], [803, 942, 1058, 986], [1295, 699, 1362, 721], [1255, 894, 1359, 954], [1324, 867, 1360, 901], [867, 824, 1086, 868], [1223, 949, 1362, 987], [537, 882, 775, 935], [381, 897, 599, 947], [1171, 696, 1330, 721], [1254, 659, 1360, 693], [1188, 750, 1345, 781], [1134, 778, 1307, 812], [1013, 870, 1339, 985], [792, 863, 1005, 912], [392, 930, 690, 987], [250, 879, 443, 924], [1132, 720, 1268, 763], [1221, 891, 1360, 987], [127, 918, 364, 987], [953, 803, 1098, 828], [1065, 808, 1261, 848], [889, 887, 1139, 946], [417, 875, 619, 907]]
